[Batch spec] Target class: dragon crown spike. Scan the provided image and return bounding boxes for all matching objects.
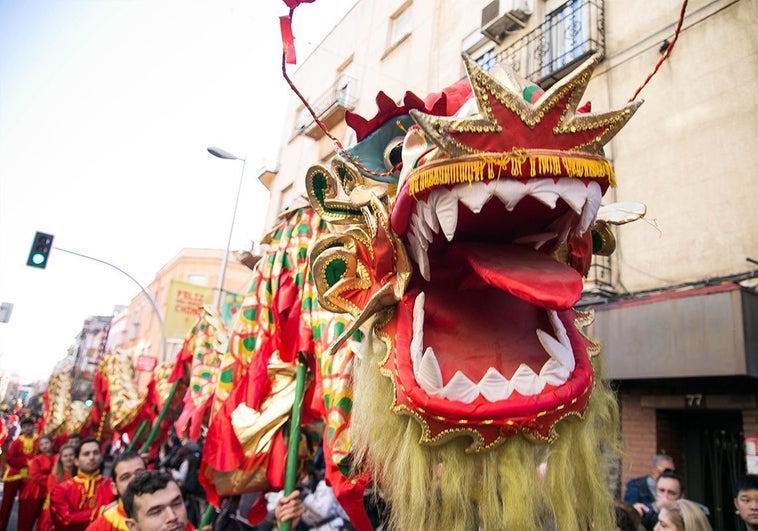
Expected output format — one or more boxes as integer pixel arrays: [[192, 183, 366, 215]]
[[410, 53, 643, 157]]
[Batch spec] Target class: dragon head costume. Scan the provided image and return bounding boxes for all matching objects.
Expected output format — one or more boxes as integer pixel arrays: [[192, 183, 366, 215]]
[[306, 54, 642, 530]]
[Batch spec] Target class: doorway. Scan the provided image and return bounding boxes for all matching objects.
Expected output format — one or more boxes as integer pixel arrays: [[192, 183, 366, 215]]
[[657, 409, 745, 530]]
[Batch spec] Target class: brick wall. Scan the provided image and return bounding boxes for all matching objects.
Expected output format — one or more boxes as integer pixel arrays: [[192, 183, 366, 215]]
[[744, 408, 758, 439], [619, 390, 657, 496]]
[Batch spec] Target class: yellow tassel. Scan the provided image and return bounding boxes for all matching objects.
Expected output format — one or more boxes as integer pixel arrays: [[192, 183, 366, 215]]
[[408, 151, 615, 196]]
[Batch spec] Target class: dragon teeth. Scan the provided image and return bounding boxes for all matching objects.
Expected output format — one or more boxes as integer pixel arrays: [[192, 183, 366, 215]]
[[493, 179, 529, 211], [578, 180, 602, 235], [458, 182, 494, 214], [510, 364, 546, 395], [441, 371, 479, 403], [561, 178, 590, 214], [411, 292, 425, 376], [430, 189, 458, 241], [407, 232, 431, 281], [407, 177, 605, 272], [409, 293, 575, 403], [417, 347, 443, 397], [478, 367, 512, 401], [420, 200, 440, 233]]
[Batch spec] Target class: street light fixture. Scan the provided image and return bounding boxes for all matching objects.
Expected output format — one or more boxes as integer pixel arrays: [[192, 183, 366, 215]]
[[207, 146, 246, 310]]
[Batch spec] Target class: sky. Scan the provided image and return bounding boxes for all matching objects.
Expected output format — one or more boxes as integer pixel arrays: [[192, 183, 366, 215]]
[[0, 0, 356, 383]]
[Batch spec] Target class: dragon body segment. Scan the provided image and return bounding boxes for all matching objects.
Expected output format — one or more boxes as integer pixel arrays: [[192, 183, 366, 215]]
[[200, 204, 363, 523]]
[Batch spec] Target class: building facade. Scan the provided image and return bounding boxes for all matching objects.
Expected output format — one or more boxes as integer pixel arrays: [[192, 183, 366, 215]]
[[265, 0, 758, 528], [107, 248, 253, 391]]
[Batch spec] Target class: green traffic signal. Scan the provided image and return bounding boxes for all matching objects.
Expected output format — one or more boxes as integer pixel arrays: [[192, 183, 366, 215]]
[[26, 231, 54, 269]]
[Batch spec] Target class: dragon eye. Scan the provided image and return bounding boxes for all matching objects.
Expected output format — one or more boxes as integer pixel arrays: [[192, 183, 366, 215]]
[[383, 136, 405, 172], [591, 221, 616, 256]]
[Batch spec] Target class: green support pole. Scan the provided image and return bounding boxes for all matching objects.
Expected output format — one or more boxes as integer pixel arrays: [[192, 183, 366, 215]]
[[280, 353, 308, 531], [126, 419, 148, 452], [140, 379, 180, 455], [199, 503, 216, 529]]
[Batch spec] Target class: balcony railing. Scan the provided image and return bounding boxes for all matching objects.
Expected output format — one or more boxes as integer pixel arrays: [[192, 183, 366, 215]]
[[296, 75, 359, 139], [492, 0, 605, 88]]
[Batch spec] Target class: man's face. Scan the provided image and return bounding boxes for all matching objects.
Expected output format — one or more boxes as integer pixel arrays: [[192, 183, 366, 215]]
[[125, 481, 188, 531], [75, 441, 104, 475], [651, 459, 674, 481], [20, 422, 35, 436], [735, 488, 758, 527], [38, 438, 53, 454], [112, 458, 146, 499], [656, 477, 682, 504]]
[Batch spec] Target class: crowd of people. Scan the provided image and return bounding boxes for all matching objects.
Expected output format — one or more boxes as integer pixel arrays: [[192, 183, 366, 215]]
[[619, 452, 758, 531], [0, 416, 212, 531], [1, 414, 757, 530]]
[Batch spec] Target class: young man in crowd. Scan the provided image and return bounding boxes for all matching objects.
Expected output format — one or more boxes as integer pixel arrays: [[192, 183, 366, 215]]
[[624, 453, 676, 512], [50, 437, 116, 531], [86, 451, 147, 531], [735, 474, 758, 531], [122, 470, 210, 531]]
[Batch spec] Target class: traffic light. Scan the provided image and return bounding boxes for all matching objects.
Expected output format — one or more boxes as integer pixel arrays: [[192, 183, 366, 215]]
[[26, 231, 54, 269]]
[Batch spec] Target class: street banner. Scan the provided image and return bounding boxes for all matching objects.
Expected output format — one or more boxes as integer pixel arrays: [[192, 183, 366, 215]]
[[136, 355, 157, 372], [163, 280, 213, 339]]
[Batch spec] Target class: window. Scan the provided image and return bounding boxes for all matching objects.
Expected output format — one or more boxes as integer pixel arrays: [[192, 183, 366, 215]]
[[187, 274, 206, 286], [542, 0, 592, 79], [389, 2, 412, 48]]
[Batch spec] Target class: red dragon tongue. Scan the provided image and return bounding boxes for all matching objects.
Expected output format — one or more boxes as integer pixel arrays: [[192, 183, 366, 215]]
[[449, 243, 583, 310]]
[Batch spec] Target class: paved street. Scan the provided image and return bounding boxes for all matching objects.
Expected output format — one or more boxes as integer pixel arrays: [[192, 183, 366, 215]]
[[0, 482, 19, 529]]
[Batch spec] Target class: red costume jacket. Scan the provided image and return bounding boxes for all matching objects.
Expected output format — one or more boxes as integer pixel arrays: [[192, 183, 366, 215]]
[[2, 433, 37, 482], [85, 502, 127, 531], [49, 471, 115, 531], [36, 466, 74, 531], [20, 453, 54, 500]]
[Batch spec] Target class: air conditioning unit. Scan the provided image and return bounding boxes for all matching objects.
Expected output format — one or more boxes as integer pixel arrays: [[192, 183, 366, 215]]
[[480, 0, 534, 43]]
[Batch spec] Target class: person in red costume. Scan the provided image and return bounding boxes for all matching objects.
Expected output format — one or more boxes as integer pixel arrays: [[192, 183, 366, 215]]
[[18, 434, 55, 530], [37, 442, 77, 531], [49, 438, 115, 531], [86, 451, 146, 531], [0, 416, 37, 531]]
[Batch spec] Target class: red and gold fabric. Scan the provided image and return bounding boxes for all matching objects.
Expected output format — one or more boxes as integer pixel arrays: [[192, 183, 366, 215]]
[[49, 471, 115, 531], [2, 433, 36, 482], [85, 501, 127, 531], [91, 351, 143, 435], [36, 458, 74, 531], [172, 305, 227, 442], [42, 372, 73, 439], [20, 452, 53, 500], [202, 205, 324, 505]]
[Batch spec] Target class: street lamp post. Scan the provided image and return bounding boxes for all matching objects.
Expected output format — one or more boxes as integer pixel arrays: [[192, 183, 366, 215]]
[[207, 146, 246, 310]]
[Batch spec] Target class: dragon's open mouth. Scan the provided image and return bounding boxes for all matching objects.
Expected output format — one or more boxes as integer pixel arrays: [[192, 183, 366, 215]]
[[383, 172, 603, 442]]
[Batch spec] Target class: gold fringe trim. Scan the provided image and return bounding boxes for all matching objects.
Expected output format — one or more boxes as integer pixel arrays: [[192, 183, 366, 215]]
[[408, 150, 615, 197]]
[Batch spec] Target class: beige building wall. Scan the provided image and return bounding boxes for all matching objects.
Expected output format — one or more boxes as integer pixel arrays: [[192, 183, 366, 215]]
[[268, 0, 757, 294], [112, 248, 253, 390]]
